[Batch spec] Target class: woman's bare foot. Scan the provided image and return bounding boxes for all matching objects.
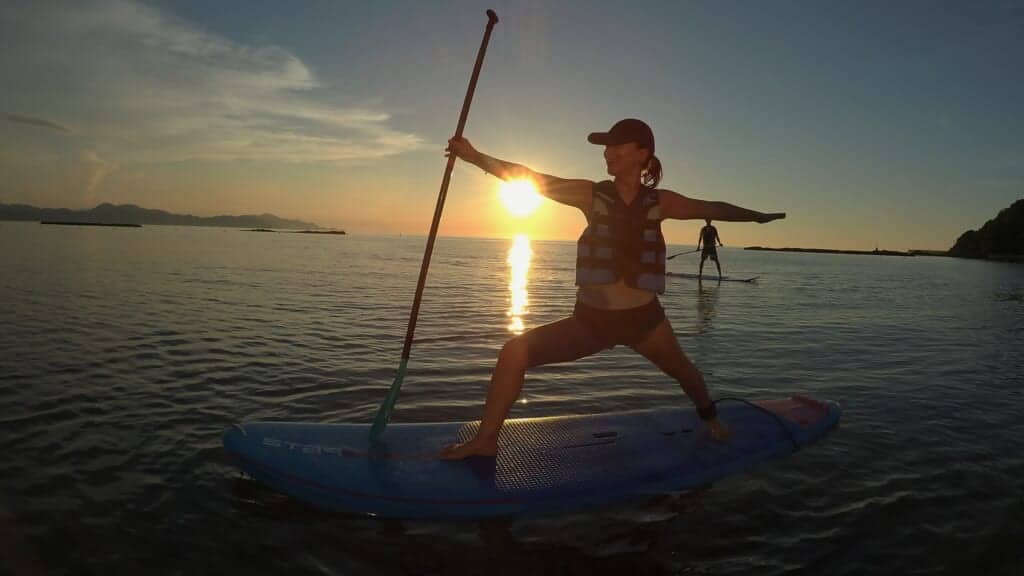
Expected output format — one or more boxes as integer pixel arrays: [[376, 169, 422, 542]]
[[706, 418, 731, 442], [439, 437, 498, 459]]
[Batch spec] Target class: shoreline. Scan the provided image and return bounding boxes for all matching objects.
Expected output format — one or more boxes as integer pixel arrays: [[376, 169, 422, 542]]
[[744, 246, 939, 258], [40, 221, 141, 228], [244, 228, 346, 235]]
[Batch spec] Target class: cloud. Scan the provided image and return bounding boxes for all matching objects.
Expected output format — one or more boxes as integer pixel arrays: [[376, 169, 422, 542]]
[[83, 150, 117, 193], [6, 113, 72, 133], [0, 0, 422, 164]]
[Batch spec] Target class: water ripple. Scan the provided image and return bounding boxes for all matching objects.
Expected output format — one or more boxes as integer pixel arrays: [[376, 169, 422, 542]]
[[2, 224, 1023, 574]]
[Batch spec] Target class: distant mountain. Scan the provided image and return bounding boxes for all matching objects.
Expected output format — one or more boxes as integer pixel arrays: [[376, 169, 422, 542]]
[[0, 202, 319, 229], [949, 199, 1024, 261]]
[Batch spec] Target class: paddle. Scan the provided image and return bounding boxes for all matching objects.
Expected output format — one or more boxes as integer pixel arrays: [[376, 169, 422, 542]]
[[370, 10, 499, 441], [667, 248, 700, 260]]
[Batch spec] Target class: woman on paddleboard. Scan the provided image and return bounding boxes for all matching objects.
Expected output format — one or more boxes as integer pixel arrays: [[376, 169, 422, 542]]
[[441, 119, 784, 459]]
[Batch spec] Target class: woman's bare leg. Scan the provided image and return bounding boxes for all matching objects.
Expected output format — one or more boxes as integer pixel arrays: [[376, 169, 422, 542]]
[[440, 316, 605, 459], [630, 318, 730, 440]]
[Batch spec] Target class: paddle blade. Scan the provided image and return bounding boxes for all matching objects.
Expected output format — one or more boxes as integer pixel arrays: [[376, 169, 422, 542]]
[[369, 359, 409, 440]]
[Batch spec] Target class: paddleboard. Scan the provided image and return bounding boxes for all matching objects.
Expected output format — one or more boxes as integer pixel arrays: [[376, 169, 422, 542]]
[[223, 396, 839, 518], [667, 272, 759, 283]]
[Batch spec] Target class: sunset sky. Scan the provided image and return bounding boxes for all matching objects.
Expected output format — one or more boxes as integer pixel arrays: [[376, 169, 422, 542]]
[[2, 0, 1021, 250]]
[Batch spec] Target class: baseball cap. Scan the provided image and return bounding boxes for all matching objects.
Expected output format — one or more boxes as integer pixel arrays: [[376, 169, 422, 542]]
[[587, 118, 655, 154]]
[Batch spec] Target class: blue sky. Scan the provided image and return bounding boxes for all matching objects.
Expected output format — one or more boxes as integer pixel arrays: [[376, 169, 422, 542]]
[[1, 0, 1021, 249]]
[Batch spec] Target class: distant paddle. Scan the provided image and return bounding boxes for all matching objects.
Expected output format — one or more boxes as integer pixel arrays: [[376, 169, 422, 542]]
[[370, 10, 499, 441], [667, 248, 700, 260]]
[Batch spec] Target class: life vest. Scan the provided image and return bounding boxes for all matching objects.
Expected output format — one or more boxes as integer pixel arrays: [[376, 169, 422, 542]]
[[575, 180, 666, 293]]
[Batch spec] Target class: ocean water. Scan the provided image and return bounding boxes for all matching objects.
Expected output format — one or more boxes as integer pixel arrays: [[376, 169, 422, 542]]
[[1, 220, 1022, 575]]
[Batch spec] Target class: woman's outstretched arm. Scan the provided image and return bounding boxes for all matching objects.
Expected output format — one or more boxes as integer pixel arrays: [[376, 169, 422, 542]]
[[659, 190, 785, 223], [447, 136, 593, 211]]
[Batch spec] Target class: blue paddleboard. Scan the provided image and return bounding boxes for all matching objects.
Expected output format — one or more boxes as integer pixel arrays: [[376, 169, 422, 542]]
[[223, 396, 839, 518]]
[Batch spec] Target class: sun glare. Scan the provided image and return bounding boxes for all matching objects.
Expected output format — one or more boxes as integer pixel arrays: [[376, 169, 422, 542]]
[[499, 179, 542, 217]]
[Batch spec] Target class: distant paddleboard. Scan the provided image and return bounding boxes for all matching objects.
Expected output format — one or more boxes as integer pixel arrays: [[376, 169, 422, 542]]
[[667, 272, 759, 283], [223, 396, 840, 518]]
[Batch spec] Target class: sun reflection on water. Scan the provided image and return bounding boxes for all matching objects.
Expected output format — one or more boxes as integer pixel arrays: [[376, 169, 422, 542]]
[[506, 234, 532, 334]]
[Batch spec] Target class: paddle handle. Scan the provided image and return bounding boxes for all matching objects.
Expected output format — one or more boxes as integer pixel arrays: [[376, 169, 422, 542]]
[[371, 10, 499, 439], [400, 10, 497, 360]]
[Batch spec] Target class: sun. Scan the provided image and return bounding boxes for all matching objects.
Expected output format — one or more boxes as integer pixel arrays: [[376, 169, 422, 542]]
[[498, 179, 542, 217]]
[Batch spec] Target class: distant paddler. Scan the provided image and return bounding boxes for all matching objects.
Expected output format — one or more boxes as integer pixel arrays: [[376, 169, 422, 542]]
[[698, 219, 724, 280]]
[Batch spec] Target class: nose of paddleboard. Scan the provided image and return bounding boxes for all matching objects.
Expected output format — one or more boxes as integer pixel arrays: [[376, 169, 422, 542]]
[[222, 423, 250, 459]]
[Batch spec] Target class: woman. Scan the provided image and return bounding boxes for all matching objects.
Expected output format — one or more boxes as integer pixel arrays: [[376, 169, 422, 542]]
[[440, 118, 785, 459]]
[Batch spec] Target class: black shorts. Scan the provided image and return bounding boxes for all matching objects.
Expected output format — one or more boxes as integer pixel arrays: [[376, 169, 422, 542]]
[[701, 248, 718, 261], [572, 297, 666, 348]]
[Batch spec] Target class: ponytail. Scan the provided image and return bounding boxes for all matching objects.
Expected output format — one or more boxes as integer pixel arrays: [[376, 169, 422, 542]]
[[641, 154, 662, 188]]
